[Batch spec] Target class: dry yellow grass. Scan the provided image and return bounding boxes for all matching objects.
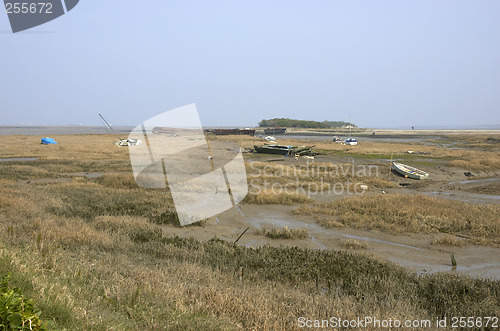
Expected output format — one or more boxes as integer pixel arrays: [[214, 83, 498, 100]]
[[256, 226, 309, 239], [245, 161, 396, 202], [342, 239, 368, 250], [432, 234, 465, 247], [243, 189, 311, 205], [448, 156, 500, 172], [294, 193, 500, 245]]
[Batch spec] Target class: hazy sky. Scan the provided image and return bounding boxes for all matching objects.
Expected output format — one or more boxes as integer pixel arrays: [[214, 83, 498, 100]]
[[1, 1, 499, 128]]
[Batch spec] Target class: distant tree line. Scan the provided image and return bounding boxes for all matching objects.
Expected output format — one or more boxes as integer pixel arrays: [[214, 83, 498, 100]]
[[258, 118, 356, 128]]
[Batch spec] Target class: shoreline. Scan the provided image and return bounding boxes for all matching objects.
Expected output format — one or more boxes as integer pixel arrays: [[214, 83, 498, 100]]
[[2, 125, 500, 137]]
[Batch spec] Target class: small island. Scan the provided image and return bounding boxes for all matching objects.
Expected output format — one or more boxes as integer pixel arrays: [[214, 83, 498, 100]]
[[259, 118, 356, 129]]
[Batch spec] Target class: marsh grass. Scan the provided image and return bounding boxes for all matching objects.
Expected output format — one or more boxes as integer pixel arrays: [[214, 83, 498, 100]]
[[256, 226, 309, 239], [342, 238, 368, 250], [41, 182, 173, 220], [2, 233, 499, 330], [245, 161, 396, 202], [294, 194, 500, 245], [432, 234, 465, 247], [95, 173, 138, 189], [243, 189, 311, 205], [448, 156, 500, 172]]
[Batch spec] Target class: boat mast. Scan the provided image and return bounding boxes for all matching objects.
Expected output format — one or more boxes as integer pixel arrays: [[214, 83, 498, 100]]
[[348, 114, 352, 138], [99, 114, 123, 141]]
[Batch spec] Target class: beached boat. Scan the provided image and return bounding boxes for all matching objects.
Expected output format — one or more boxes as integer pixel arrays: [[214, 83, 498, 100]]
[[264, 127, 286, 135], [114, 139, 142, 147], [254, 144, 313, 156], [99, 114, 142, 147], [345, 138, 357, 145], [344, 115, 357, 145], [391, 162, 429, 180]]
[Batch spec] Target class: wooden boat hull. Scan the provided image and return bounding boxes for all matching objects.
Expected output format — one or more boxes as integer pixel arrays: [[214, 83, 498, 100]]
[[391, 162, 429, 180]]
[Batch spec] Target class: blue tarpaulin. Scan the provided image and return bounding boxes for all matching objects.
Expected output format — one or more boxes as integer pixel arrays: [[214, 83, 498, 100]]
[[41, 137, 57, 145]]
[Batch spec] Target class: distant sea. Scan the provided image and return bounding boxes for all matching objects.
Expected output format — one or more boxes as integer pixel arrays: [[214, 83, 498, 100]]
[[0, 126, 134, 135], [374, 124, 500, 130]]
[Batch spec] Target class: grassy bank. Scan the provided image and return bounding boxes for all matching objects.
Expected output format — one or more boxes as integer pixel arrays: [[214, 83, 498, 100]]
[[1, 232, 500, 330], [0, 179, 499, 329]]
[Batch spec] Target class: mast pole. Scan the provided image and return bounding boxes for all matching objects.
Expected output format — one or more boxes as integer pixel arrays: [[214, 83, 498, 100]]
[[99, 114, 123, 140]]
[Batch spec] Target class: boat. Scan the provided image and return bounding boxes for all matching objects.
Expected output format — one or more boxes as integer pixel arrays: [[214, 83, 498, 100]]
[[263, 135, 276, 142], [264, 127, 286, 135], [204, 128, 256, 136], [391, 162, 429, 180], [344, 115, 357, 145], [41, 137, 57, 145], [99, 114, 142, 147], [254, 144, 313, 156], [345, 138, 357, 145], [114, 138, 142, 147]]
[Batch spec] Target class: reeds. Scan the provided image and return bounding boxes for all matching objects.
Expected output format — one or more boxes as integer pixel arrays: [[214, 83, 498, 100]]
[[256, 226, 309, 239], [342, 238, 368, 250], [294, 193, 500, 245]]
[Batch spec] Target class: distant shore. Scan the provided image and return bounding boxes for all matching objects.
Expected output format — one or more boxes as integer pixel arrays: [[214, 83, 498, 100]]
[[260, 127, 500, 137], [1, 125, 499, 136]]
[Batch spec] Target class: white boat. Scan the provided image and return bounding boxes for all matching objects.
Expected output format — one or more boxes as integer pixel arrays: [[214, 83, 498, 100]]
[[344, 114, 357, 145], [391, 162, 429, 180], [114, 139, 142, 147], [345, 138, 357, 145], [100, 113, 142, 147]]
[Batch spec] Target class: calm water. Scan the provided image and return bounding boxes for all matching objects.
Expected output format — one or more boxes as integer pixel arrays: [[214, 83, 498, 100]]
[[0, 126, 133, 135]]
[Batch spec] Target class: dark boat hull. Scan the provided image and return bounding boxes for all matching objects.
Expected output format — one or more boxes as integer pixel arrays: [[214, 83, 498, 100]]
[[205, 128, 256, 136], [264, 127, 286, 135]]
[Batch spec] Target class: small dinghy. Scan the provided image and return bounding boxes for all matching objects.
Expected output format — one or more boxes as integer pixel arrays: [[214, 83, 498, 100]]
[[345, 138, 357, 145], [391, 162, 429, 180]]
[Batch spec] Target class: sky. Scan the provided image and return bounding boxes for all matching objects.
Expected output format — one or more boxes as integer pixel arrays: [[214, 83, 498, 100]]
[[1, 0, 499, 129]]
